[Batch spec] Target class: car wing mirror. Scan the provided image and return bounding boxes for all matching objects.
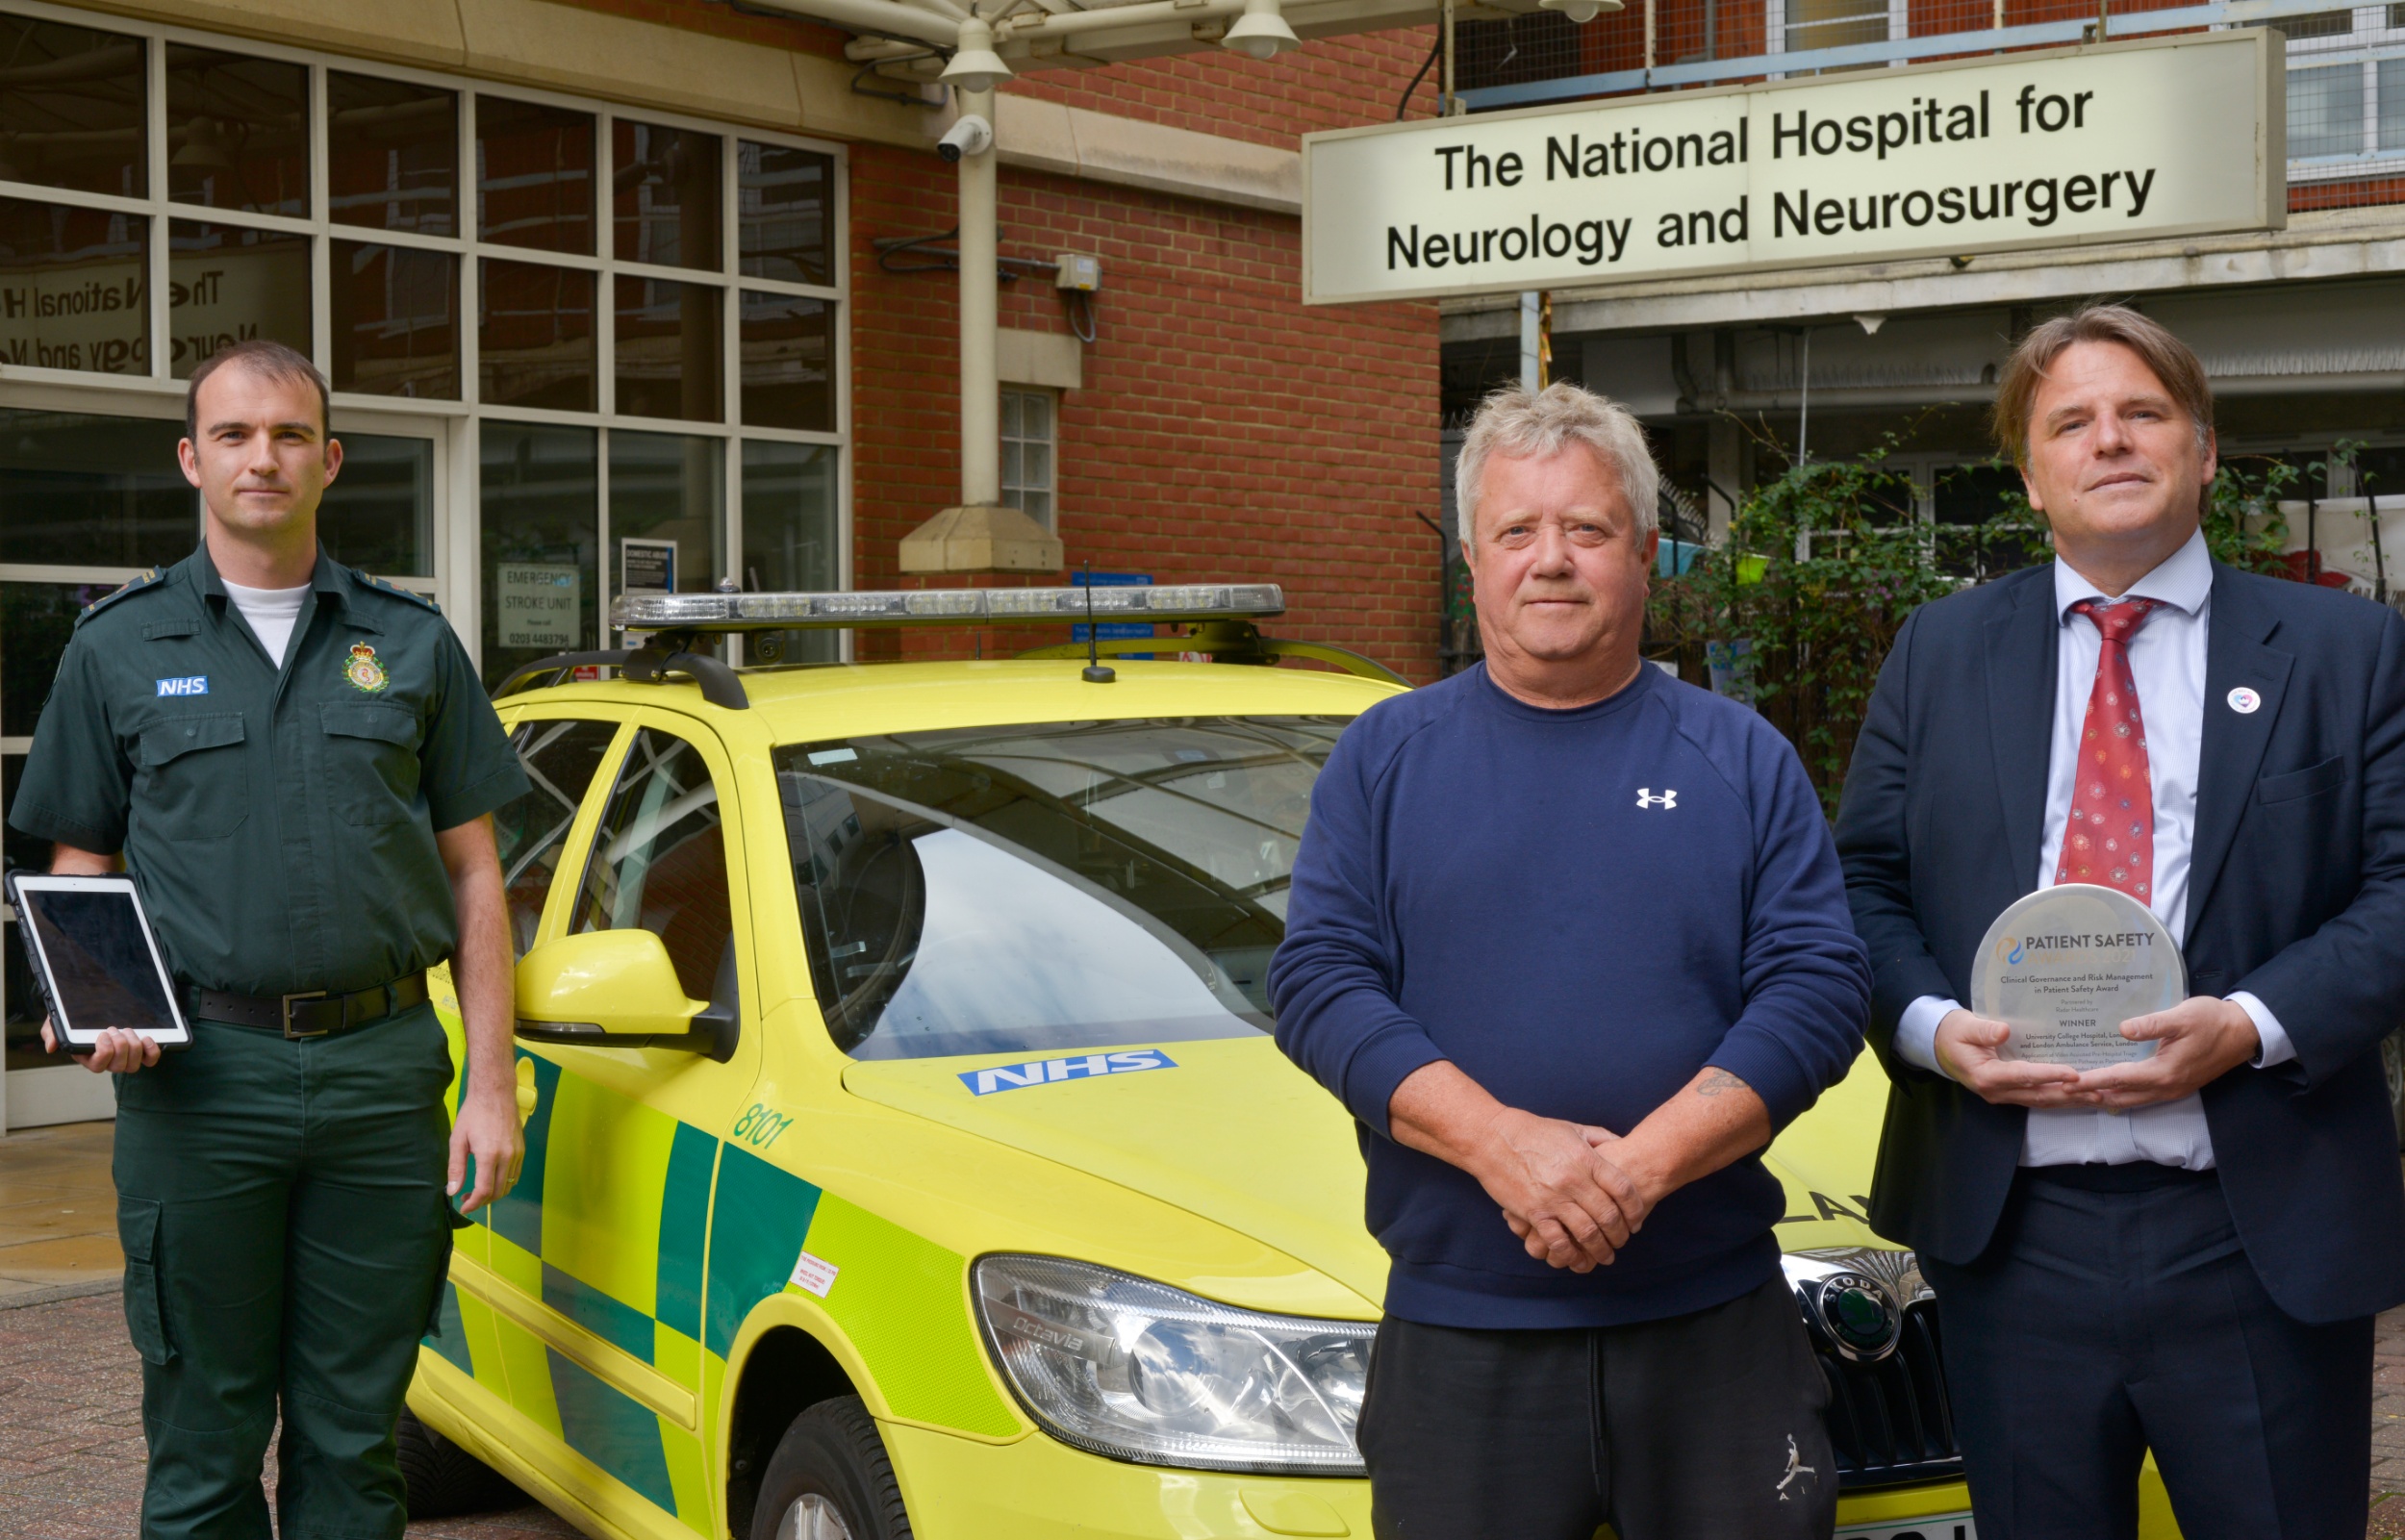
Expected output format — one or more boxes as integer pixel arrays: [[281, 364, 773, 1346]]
[[515, 930, 734, 1061]]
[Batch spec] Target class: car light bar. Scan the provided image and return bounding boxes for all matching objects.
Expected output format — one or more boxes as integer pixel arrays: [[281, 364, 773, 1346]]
[[611, 583, 1285, 632]]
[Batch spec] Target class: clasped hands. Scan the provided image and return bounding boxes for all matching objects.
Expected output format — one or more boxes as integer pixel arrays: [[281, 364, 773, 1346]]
[[1933, 997, 2263, 1112], [1477, 1107, 1657, 1274]]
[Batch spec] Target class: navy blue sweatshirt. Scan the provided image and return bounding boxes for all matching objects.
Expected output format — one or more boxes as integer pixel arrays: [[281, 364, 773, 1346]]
[[1270, 663, 1871, 1328]]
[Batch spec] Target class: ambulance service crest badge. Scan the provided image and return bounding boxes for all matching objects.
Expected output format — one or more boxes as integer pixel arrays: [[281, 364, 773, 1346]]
[[343, 643, 389, 694]]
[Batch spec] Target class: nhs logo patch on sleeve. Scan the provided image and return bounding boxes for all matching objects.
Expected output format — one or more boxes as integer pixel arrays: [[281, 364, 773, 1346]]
[[155, 676, 208, 696], [959, 1049, 1177, 1097]]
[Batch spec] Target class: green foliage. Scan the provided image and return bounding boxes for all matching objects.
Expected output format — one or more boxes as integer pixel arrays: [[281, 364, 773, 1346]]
[[1650, 447, 1957, 815], [1649, 442, 2344, 818]]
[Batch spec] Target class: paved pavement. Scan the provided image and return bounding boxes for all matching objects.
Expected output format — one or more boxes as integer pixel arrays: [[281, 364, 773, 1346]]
[[5, 1119, 2405, 1538]]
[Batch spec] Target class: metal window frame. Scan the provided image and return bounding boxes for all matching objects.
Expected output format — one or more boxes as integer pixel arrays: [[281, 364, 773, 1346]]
[[0, 0, 852, 667]]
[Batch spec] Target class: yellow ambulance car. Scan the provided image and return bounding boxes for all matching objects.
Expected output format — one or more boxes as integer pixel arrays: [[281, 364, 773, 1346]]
[[405, 582, 2176, 1540]]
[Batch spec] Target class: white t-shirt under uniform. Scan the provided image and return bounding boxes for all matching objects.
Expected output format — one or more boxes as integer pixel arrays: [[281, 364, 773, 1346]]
[[220, 577, 313, 667]]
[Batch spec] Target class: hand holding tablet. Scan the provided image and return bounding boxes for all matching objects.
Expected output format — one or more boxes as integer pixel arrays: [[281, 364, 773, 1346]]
[[7, 871, 191, 1066]]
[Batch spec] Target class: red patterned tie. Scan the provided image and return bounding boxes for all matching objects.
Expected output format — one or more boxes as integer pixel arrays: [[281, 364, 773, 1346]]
[[2058, 597, 2164, 898]]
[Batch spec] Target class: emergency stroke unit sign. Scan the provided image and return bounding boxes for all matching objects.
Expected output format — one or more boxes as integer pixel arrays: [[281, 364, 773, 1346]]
[[1301, 31, 2281, 304]]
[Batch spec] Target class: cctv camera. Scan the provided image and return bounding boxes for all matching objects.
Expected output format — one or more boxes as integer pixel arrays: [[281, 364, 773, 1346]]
[[938, 114, 994, 163]]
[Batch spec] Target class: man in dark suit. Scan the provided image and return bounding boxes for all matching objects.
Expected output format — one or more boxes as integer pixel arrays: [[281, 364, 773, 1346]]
[[1835, 304, 2405, 1539]]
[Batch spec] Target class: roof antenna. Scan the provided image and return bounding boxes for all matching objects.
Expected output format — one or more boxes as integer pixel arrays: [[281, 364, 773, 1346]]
[[1079, 562, 1115, 683]]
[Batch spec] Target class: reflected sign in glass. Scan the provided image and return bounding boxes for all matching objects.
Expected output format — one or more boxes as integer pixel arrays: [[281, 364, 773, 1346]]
[[0, 195, 148, 377], [167, 219, 310, 378]]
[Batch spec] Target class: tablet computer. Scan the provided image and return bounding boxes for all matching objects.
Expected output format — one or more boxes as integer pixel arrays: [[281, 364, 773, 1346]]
[[5, 871, 191, 1050]]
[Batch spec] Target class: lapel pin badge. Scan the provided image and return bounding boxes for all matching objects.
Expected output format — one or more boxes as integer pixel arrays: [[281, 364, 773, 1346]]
[[2226, 686, 2262, 715]]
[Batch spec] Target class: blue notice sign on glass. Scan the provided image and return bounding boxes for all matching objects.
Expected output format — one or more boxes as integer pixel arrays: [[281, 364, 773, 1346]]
[[1071, 570, 1154, 658]]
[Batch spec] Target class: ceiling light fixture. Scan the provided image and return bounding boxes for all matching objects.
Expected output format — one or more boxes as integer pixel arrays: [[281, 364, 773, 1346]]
[[1537, 0, 1624, 23], [940, 18, 1013, 93], [1221, 0, 1301, 60]]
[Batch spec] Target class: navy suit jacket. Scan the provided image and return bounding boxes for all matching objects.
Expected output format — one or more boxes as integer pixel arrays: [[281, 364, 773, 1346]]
[[1834, 559, 2405, 1323]]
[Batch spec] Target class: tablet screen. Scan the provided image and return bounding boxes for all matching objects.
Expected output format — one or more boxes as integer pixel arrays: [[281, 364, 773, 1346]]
[[17, 886, 181, 1039]]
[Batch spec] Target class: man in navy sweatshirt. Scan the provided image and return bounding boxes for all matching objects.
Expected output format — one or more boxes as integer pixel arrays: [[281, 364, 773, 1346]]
[[1270, 382, 1870, 1540]]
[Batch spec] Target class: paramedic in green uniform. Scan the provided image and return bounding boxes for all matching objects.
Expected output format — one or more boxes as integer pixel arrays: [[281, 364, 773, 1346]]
[[10, 340, 529, 1540]]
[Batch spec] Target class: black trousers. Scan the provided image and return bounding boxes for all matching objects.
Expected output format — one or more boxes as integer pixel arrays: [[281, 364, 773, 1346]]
[[1926, 1164, 2373, 1540], [1355, 1275, 1837, 1540]]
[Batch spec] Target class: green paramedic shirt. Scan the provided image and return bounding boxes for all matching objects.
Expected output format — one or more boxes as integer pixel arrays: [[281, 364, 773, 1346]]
[[9, 545, 530, 998]]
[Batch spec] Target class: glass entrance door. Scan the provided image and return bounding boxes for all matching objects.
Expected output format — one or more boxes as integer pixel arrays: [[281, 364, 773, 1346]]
[[0, 386, 444, 1130]]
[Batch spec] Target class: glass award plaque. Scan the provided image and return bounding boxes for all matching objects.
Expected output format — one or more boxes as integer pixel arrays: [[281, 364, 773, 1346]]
[[1968, 884, 2186, 1070]]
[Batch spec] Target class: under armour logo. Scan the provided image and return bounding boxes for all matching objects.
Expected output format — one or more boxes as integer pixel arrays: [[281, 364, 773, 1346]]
[[1635, 788, 1678, 810]]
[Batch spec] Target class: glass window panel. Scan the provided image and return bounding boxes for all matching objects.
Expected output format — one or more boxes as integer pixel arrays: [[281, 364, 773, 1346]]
[[480, 258, 595, 412], [0, 409, 190, 569], [2381, 58, 2405, 151], [318, 430, 433, 576], [0, 194, 148, 376], [493, 718, 620, 956], [740, 440, 837, 665], [738, 140, 831, 286], [614, 120, 722, 271], [166, 45, 307, 217], [1000, 388, 1056, 530], [739, 291, 829, 431], [610, 430, 724, 610], [327, 71, 457, 236], [2289, 63, 2366, 157], [572, 728, 731, 1001], [330, 240, 459, 400], [3, 754, 53, 903], [616, 275, 722, 422], [481, 420, 598, 689], [477, 95, 595, 254], [1784, 0, 1886, 53], [4, 579, 152, 744], [0, 14, 145, 199], [167, 219, 310, 378]]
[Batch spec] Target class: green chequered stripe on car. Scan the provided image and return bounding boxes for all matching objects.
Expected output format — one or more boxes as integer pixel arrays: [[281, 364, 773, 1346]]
[[430, 1058, 1018, 1535]]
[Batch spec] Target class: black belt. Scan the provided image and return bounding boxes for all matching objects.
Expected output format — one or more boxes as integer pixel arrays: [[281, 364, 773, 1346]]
[[190, 972, 430, 1040]]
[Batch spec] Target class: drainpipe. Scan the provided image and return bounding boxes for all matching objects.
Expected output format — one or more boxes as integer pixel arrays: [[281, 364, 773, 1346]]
[[957, 85, 1000, 509]]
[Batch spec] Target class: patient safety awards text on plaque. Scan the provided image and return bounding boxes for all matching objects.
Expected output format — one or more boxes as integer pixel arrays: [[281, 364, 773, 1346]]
[[1970, 884, 2187, 1070]]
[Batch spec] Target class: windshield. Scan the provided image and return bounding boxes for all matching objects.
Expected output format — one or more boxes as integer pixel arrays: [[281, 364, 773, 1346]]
[[773, 716, 1347, 1060]]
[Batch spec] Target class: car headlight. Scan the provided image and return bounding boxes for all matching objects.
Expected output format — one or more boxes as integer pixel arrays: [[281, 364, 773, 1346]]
[[972, 1254, 1373, 1475]]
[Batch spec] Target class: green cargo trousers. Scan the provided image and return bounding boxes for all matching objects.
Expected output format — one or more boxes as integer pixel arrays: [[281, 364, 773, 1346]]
[[112, 1005, 457, 1540]]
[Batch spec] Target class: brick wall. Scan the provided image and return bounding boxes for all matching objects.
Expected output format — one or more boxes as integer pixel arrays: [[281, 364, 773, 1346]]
[[547, 0, 1447, 681], [853, 149, 1443, 679]]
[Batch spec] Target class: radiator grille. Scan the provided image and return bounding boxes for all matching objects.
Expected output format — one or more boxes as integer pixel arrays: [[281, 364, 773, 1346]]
[[1818, 1303, 1963, 1490]]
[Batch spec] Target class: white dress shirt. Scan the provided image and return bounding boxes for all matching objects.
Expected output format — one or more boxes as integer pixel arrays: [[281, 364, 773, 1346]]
[[1892, 529, 2295, 1169]]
